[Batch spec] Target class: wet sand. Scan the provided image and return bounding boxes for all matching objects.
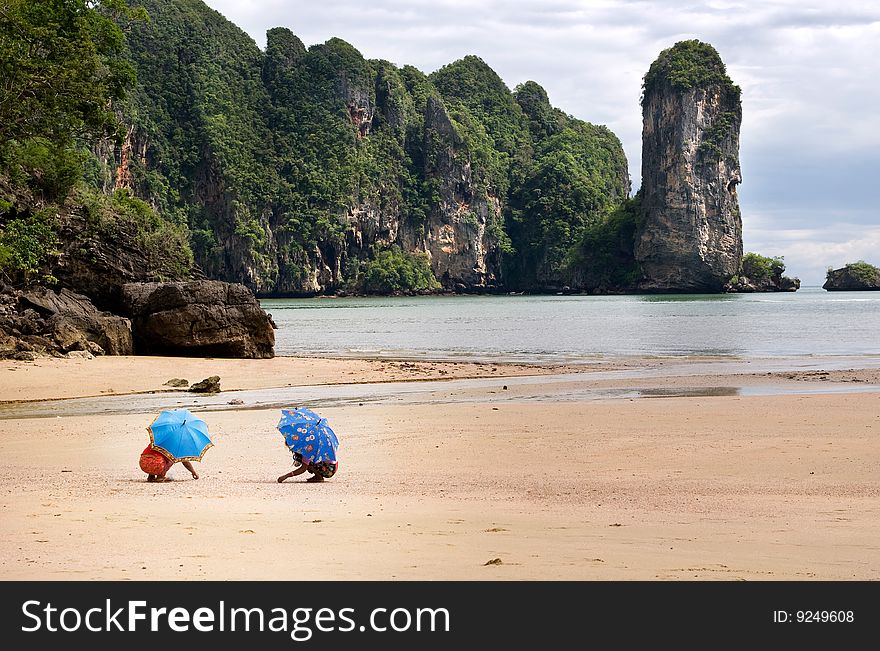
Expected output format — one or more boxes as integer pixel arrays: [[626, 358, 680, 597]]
[[0, 355, 591, 403], [1, 355, 879, 580]]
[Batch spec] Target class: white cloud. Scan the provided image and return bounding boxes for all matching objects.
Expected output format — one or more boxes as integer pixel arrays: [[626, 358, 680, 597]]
[[203, 0, 880, 282]]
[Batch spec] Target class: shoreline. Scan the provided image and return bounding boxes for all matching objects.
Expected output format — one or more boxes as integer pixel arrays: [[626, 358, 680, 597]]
[[3, 352, 880, 405], [0, 355, 595, 404]]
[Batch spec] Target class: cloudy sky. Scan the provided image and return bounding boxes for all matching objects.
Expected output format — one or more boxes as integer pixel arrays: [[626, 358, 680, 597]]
[[205, 0, 879, 285]]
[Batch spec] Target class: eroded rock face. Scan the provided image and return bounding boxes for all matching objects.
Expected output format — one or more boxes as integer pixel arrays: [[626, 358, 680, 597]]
[[120, 281, 275, 358], [404, 96, 501, 289], [636, 41, 743, 292], [51, 210, 194, 312], [258, 71, 501, 295]]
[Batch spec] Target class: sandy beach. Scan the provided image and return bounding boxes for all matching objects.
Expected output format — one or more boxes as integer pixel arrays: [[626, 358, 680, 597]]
[[1, 355, 879, 580]]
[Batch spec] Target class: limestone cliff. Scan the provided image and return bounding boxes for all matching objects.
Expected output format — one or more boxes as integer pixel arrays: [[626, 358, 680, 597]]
[[636, 40, 743, 292], [106, 1, 627, 296], [113, 8, 511, 295]]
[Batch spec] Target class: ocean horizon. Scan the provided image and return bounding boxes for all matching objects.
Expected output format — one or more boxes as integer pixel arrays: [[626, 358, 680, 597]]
[[260, 286, 880, 362]]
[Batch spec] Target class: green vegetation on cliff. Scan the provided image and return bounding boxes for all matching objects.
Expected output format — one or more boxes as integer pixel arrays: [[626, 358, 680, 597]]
[[118, 0, 274, 274], [824, 260, 880, 290], [727, 252, 798, 292], [642, 39, 740, 102], [0, 0, 192, 287], [505, 113, 630, 289], [830, 261, 880, 284], [568, 194, 642, 290], [113, 1, 632, 294], [0, 0, 138, 154], [0, 206, 58, 280], [430, 56, 531, 195], [79, 188, 194, 279], [3, 0, 635, 295], [698, 110, 739, 160], [740, 252, 785, 281], [0, 0, 136, 215], [514, 81, 566, 141], [356, 246, 439, 294]]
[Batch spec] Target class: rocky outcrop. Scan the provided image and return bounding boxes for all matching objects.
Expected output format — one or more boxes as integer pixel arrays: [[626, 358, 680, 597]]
[[636, 40, 743, 292], [725, 252, 800, 293], [823, 263, 880, 291], [0, 285, 133, 359], [726, 275, 799, 293], [52, 208, 195, 312], [120, 280, 275, 358], [189, 375, 221, 393]]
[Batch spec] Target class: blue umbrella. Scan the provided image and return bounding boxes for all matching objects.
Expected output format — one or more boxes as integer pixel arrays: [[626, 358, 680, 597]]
[[148, 409, 213, 462], [277, 407, 339, 464]]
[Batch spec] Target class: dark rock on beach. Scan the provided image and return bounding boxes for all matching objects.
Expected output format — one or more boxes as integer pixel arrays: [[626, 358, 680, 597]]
[[22, 288, 134, 355], [163, 378, 189, 387], [50, 210, 196, 312], [120, 280, 275, 358], [0, 285, 133, 358], [1, 280, 275, 360], [189, 376, 221, 393]]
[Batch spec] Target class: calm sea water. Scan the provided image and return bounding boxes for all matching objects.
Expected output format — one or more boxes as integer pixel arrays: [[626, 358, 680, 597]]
[[259, 287, 880, 362]]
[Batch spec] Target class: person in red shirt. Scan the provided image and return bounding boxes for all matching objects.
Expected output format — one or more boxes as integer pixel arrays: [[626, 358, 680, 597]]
[[139, 444, 199, 482]]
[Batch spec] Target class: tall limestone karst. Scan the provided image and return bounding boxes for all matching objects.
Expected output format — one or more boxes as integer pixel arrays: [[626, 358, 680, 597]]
[[636, 40, 743, 292]]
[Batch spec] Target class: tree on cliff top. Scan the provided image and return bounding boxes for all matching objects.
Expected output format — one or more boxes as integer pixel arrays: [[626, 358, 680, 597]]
[[642, 39, 740, 104], [430, 55, 531, 195], [514, 81, 565, 141], [740, 252, 785, 281]]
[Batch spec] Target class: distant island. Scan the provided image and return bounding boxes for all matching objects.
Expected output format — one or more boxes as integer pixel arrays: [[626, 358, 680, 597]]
[[824, 261, 880, 291], [2, 0, 805, 308]]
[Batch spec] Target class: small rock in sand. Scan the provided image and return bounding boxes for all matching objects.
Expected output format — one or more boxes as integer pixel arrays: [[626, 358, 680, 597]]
[[163, 378, 189, 387], [190, 376, 221, 393], [483, 558, 503, 566]]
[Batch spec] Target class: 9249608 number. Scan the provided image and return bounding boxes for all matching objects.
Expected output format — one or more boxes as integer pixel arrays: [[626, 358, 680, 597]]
[[796, 611, 853, 623]]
